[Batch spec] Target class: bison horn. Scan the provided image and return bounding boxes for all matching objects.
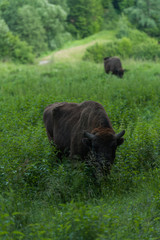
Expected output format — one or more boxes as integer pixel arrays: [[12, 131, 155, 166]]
[[116, 130, 125, 139], [83, 131, 95, 140]]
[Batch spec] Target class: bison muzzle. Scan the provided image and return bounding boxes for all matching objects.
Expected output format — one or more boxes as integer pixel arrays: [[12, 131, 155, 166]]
[[43, 101, 125, 173]]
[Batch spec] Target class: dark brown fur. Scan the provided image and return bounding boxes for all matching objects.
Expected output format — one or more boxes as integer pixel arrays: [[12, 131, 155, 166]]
[[104, 56, 125, 78], [43, 101, 125, 170]]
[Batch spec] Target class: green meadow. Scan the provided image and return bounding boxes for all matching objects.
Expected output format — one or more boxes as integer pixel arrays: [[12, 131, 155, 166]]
[[0, 30, 160, 239]]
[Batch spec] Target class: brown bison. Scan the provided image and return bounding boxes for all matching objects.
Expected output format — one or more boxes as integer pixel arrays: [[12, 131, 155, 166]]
[[104, 56, 125, 78], [43, 101, 125, 172]]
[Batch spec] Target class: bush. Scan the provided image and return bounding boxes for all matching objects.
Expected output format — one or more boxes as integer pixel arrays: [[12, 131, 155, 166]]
[[0, 31, 34, 63], [116, 14, 131, 39], [83, 37, 133, 61], [8, 33, 35, 63], [133, 40, 160, 60], [83, 43, 105, 63], [83, 30, 160, 62]]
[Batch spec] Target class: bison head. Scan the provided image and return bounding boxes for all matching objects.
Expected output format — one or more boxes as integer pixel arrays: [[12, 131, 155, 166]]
[[82, 129, 125, 172], [115, 69, 128, 78], [113, 69, 124, 78]]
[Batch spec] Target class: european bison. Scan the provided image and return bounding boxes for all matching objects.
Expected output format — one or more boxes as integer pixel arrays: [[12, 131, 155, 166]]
[[43, 101, 125, 172], [104, 56, 125, 78]]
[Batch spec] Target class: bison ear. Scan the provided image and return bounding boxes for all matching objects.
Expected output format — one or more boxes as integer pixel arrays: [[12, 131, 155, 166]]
[[116, 130, 125, 146], [83, 131, 95, 140], [82, 131, 94, 148], [117, 137, 124, 146], [82, 138, 92, 148], [116, 130, 125, 139]]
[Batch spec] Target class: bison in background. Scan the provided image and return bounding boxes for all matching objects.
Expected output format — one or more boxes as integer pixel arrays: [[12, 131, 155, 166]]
[[104, 56, 126, 78], [43, 101, 125, 174]]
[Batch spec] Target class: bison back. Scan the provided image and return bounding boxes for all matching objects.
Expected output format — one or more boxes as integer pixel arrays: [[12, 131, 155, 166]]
[[104, 57, 122, 73]]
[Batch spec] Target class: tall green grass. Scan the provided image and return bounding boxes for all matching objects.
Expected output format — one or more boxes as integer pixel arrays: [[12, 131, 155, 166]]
[[0, 58, 160, 239]]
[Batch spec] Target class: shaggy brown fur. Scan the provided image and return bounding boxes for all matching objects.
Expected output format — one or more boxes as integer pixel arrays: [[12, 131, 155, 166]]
[[104, 56, 125, 78], [43, 101, 125, 168]]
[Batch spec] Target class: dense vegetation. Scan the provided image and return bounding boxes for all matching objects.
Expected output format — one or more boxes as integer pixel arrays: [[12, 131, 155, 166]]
[[0, 26, 160, 238], [0, 0, 160, 238], [83, 25, 160, 62], [0, 0, 160, 62]]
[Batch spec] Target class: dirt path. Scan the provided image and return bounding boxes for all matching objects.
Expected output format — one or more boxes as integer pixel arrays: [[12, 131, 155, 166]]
[[39, 59, 50, 65], [38, 39, 108, 64], [53, 42, 93, 62]]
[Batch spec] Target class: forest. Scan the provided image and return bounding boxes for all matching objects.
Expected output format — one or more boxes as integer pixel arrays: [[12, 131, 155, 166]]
[[0, 0, 160, 62], [0, 0, 160, 239]]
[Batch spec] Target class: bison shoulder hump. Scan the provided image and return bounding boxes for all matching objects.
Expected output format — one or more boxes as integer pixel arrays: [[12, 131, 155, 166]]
[[52, 103, 66, 116]]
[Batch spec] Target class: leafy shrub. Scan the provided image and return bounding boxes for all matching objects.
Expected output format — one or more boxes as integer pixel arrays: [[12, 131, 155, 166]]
[[83, 37, 133, 61], [1, 60, 160, 239], [133, 39, 160, 60], [102, 2, 118, 30], [52, 32, 72, 50], [83, 31, 160, 62], [83, 43, 105, 63], [7, 32, 35, 63], [116, 37, 133, 57], [128, 29, 149, 43], [116, 14, 131, 39], [0, 28, 34, 63]]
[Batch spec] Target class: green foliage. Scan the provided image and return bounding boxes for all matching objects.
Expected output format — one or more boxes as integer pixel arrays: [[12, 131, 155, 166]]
[[67, 0, 103, 38], [0, 18, 9, 57], [37, 2, 71, 50], [1, 20, 160, 239], [0, 58, 160, 238], [49, 0, 69, 13], [0, 0, 71, 55], [0, 0, 160, 61], [125, 0, 160, 38], [102, 2, 118, 30], [132, 40, 160, 60], [0, 20, 34, 63], [83, 28, 160, 62], [17, 5, 47, 54], [83, 43, 105, 63], [112, 0, 134, 12], [118, 0, 135, 11], [101, 0, 112, 9], [83, 38, 133, 62], [0, 0, 23, 33], [116, 14, 131, 38]]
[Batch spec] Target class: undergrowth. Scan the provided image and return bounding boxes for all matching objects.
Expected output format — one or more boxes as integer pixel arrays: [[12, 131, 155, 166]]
[[0, 58, 160, 239]]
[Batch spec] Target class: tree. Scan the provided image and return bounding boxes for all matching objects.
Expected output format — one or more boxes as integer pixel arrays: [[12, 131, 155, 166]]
[[17, 5, 47, 54], [112, 0, 135, 12], [37, 2, 71, 50], [0, 18, 34, 63], [101, 0, 112, 9], [48, 0, 69, 13], [125, 0, 160, 38], [0, 18, 10, 57], [0, 0, 71, 52], [67, 0, 103, 38], [119, 0, 135, 11], [0, 0, 23, 32]]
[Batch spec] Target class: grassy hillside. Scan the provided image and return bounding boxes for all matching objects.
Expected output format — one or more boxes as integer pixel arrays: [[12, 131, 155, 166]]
[[39, 30, 116, 63], [0, 30, 160, 239]]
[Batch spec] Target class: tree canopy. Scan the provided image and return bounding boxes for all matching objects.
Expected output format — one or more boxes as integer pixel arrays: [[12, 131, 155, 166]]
[[125, 0, 160, 37], [67, 0, 103, 38]]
